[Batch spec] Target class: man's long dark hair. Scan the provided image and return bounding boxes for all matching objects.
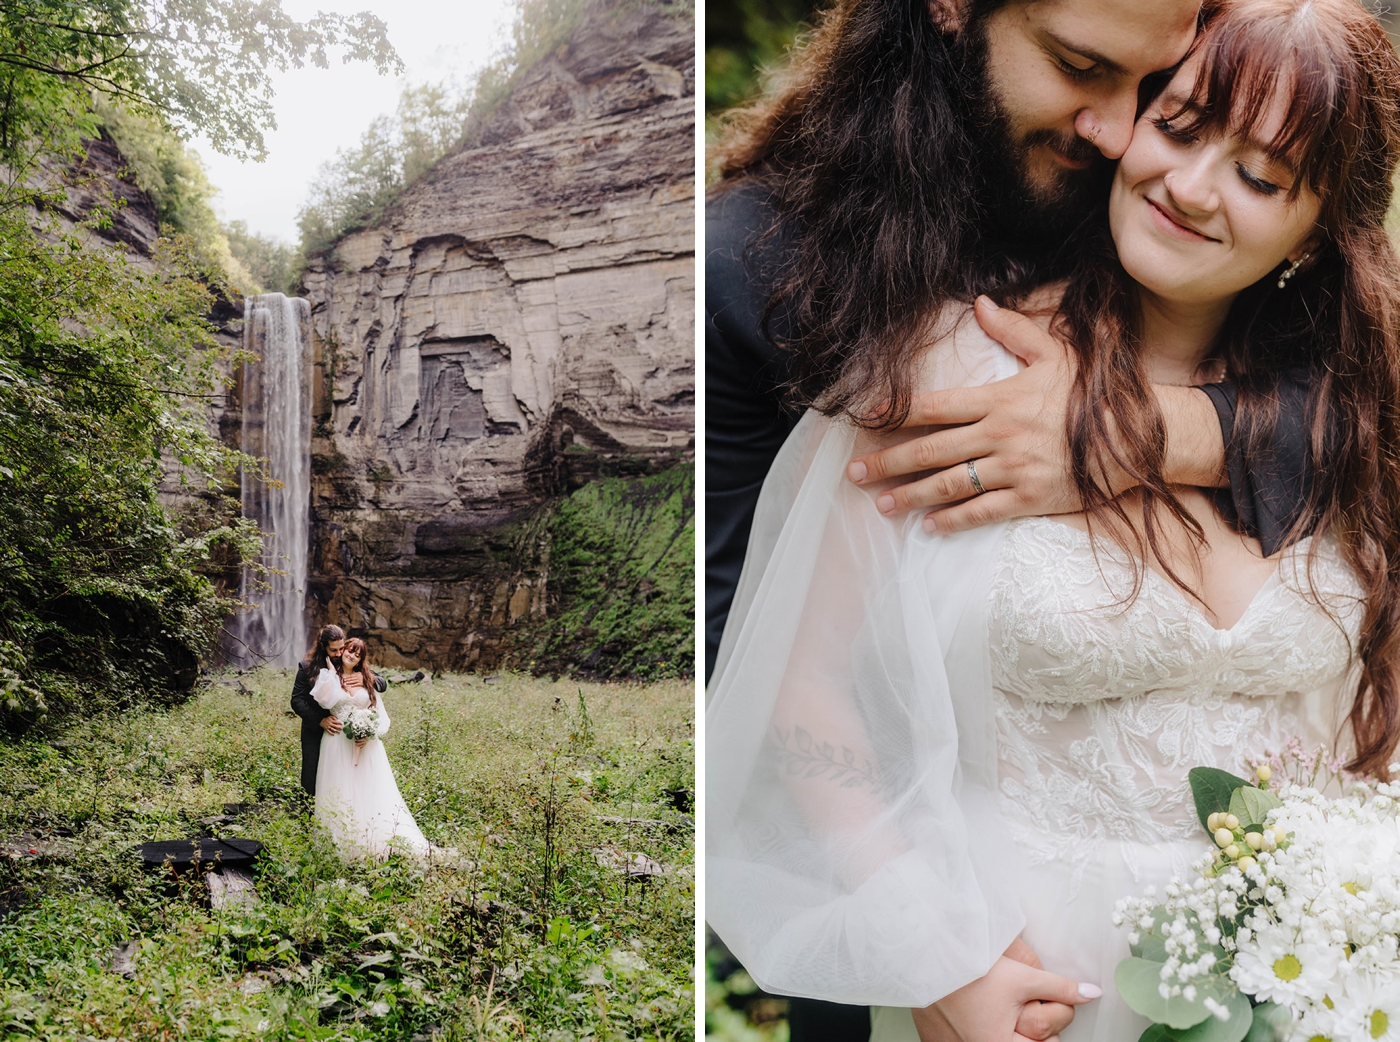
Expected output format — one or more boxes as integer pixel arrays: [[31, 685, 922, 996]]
[[306, 624, 345, 670], [714, 0, 1069, 425]]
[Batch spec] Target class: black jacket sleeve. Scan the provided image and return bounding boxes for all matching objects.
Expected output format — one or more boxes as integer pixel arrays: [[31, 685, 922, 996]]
[[373, 673, 387, 693], [705, 185, 802, 683], [289, 661, 327, 724], [1200, 375, 1317, 557]]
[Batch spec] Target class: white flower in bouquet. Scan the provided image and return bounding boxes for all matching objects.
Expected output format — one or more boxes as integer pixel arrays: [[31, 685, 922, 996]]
[[341, 706, 380, 766], [1111, 746, 1400, 1042]]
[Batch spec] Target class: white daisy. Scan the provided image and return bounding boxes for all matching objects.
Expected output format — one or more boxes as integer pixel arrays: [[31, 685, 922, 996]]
[[1231, 923, 1343, 1007]]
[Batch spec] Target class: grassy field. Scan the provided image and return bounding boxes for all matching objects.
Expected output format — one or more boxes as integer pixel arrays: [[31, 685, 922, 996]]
[[0, 669, 694, 1040]]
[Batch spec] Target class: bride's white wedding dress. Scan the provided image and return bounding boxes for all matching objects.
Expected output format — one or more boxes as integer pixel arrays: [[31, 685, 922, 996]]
[[706, 310, 1365, 1041], [310, 669, 432, 860]]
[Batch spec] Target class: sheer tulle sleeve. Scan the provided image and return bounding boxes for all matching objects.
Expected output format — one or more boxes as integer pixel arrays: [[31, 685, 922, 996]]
[[310, 667, 345, 711], [705, 310, 1029, 1007], [374, 695, 390, 737]]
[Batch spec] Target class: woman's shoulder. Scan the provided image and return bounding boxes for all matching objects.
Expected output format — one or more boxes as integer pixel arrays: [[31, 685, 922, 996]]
[[903, 290, 1062, 396]]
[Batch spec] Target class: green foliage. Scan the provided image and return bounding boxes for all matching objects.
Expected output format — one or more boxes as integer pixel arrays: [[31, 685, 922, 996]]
[[0, 669, 694, 1038], [0, 201, 259, 732], [224, 220, 295, 296], [295, 82, 470, 259], [1228, 786, 1283, 832], [516, 463, 695, 681], [705, 0, 815, 114], [1188, 767, 1251, 831], [95, 99, 259, 290], [1115, 957, 1218, 1030], [0, 0, 401, 164]]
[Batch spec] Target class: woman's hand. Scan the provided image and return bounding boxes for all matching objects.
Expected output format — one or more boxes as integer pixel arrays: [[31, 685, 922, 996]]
[[354, 738, 369, 750], [910, 940, 1101, 1042]]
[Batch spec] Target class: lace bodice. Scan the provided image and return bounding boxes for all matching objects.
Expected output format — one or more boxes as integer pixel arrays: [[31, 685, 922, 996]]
[[987, 517, 1364, 879]]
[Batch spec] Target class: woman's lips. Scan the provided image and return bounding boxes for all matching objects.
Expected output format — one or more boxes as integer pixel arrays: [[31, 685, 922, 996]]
[[1146, 197, 1217, 242]]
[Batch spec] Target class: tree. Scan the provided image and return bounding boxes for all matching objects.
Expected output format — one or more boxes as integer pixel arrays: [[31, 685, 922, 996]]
[[0, 0, 401, 163]]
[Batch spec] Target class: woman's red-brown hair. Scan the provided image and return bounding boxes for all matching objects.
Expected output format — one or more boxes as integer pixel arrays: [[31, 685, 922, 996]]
[[1055, 0, 1400, 776], [339, 637, 378, 708]]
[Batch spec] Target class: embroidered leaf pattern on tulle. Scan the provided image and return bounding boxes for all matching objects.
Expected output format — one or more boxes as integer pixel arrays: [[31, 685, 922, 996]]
[[769, 725, 888, 794]]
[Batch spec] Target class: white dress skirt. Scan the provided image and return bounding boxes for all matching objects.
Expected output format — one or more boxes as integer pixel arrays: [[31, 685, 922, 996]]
[[309, 668, 431, 860], [704, 310, 1366, 1040]]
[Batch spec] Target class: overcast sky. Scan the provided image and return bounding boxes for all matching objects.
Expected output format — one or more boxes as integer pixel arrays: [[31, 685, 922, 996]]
[[193, 0, 517, 242]]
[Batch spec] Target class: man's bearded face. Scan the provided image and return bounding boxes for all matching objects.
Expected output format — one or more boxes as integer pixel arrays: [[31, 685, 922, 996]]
[[960, 19, 1112, 239], [957, 0, 1199, 239]]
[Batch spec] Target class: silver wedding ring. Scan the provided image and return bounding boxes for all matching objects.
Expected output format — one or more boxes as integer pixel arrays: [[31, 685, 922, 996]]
[[967, 459, 987, 496]]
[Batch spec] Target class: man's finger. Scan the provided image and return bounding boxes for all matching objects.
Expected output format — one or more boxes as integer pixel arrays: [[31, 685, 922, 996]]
[[974, 296, 1064, 366], [852, 427, 992, 485], [1015, 1000, 1076, 1040], [876, 459, 1001, 515], [902, 385, 994, 427]]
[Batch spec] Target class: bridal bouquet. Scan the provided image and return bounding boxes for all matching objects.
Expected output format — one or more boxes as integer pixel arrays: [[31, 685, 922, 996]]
[[1113, 748, 1400, 1042], [339, 706, 380, 767]]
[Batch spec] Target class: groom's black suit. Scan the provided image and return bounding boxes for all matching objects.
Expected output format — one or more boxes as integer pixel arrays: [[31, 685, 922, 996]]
[[290, 656, 388, 796]]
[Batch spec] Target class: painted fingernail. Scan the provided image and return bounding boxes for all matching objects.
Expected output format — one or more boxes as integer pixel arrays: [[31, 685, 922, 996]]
[[1078, 983, 1103, 1000], [848, 461, 867, 483], [876, 493, 895, 514], [923, 515, 937, 533]]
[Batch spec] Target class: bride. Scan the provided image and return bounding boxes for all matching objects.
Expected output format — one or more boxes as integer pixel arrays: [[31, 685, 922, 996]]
[[706, 0, 1400, 1039], [311, 637, 432, 860]]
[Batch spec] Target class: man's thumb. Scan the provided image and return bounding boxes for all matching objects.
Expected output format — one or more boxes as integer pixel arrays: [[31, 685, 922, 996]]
[[1018, 965, 1103, 1006], [973, 295, 1054, 365]]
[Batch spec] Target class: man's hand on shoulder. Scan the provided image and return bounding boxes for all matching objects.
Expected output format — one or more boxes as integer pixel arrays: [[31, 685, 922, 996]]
[[847, 297, 1092, 532]]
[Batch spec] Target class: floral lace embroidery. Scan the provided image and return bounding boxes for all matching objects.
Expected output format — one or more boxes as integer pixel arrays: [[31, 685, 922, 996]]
[[986, 518, 1363, 889]]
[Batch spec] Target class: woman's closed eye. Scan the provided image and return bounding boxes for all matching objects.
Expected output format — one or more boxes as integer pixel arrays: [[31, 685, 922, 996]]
[[1235, 162, 1282, 196], [1152, 115, 1197, 144]]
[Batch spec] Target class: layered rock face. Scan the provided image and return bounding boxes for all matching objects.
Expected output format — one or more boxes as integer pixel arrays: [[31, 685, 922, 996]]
[[298, 0, 694, 671]]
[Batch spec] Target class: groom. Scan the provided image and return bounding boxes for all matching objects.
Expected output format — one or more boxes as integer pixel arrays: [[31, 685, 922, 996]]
[[289, 623, 387, 797], [708, 0, 1320, 1038]]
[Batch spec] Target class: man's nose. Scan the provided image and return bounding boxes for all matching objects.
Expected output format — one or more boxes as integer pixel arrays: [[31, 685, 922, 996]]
[[1075, 90, 1138, 160]]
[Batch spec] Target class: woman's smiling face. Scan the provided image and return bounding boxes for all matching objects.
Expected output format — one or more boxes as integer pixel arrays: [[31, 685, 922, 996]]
[[1109, 51, 1323, 306]]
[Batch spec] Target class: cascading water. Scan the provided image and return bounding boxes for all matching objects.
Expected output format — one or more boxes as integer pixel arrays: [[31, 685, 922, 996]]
[[233, 293, 312, 668]]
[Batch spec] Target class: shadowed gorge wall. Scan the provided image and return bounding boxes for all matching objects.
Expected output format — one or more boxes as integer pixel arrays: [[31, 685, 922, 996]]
[[297, 0, 695, 674]]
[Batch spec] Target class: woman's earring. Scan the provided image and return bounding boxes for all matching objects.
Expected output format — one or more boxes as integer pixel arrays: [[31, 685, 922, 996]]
[[1277, 251, 1311, 289]]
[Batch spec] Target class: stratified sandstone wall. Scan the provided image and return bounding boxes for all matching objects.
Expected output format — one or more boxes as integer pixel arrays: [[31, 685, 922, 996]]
[[298, 0, 694, 670]]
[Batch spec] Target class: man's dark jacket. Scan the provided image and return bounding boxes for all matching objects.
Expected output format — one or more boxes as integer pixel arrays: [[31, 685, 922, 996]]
[[290, 658, 388, 796], [705, 183, 1320, 682]]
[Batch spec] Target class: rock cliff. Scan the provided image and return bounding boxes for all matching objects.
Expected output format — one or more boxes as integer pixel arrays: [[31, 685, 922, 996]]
[[297, 0, 695, 672]]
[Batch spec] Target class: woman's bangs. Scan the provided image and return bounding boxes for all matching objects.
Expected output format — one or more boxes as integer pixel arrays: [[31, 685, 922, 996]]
[[1172, 8, 1344, 196]]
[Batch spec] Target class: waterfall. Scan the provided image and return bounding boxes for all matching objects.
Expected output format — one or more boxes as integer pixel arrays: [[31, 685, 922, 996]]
[[233, 293, 312, 668]]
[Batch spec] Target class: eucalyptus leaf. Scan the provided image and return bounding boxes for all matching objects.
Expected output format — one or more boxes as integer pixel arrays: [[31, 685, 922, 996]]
[[1129, 907, 1171, 962], [1140, 1026, 1176, 1042], [1165, 991, 1253, 1042], [1229, 786, 1283, 829], [1242, 1001, 1291, 1042], [1189, 767, 1250, 832], [1115, 958, 1213, 1030]]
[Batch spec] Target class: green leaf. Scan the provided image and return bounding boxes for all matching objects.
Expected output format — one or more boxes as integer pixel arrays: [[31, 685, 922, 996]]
[[1140, 1027, 1176, 1042], [1189, 767, 1250, 831], [1115, 958, 1212, 1030], [1242, 1001, 1291, 1042], [1129, 907, 1171, 962], [1229, 786, 1283, 829], [1166, 991, 1253, 1042]]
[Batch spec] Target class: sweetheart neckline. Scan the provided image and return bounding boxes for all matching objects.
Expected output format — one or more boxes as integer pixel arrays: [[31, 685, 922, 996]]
[[1006, 516, 1312, 637]]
